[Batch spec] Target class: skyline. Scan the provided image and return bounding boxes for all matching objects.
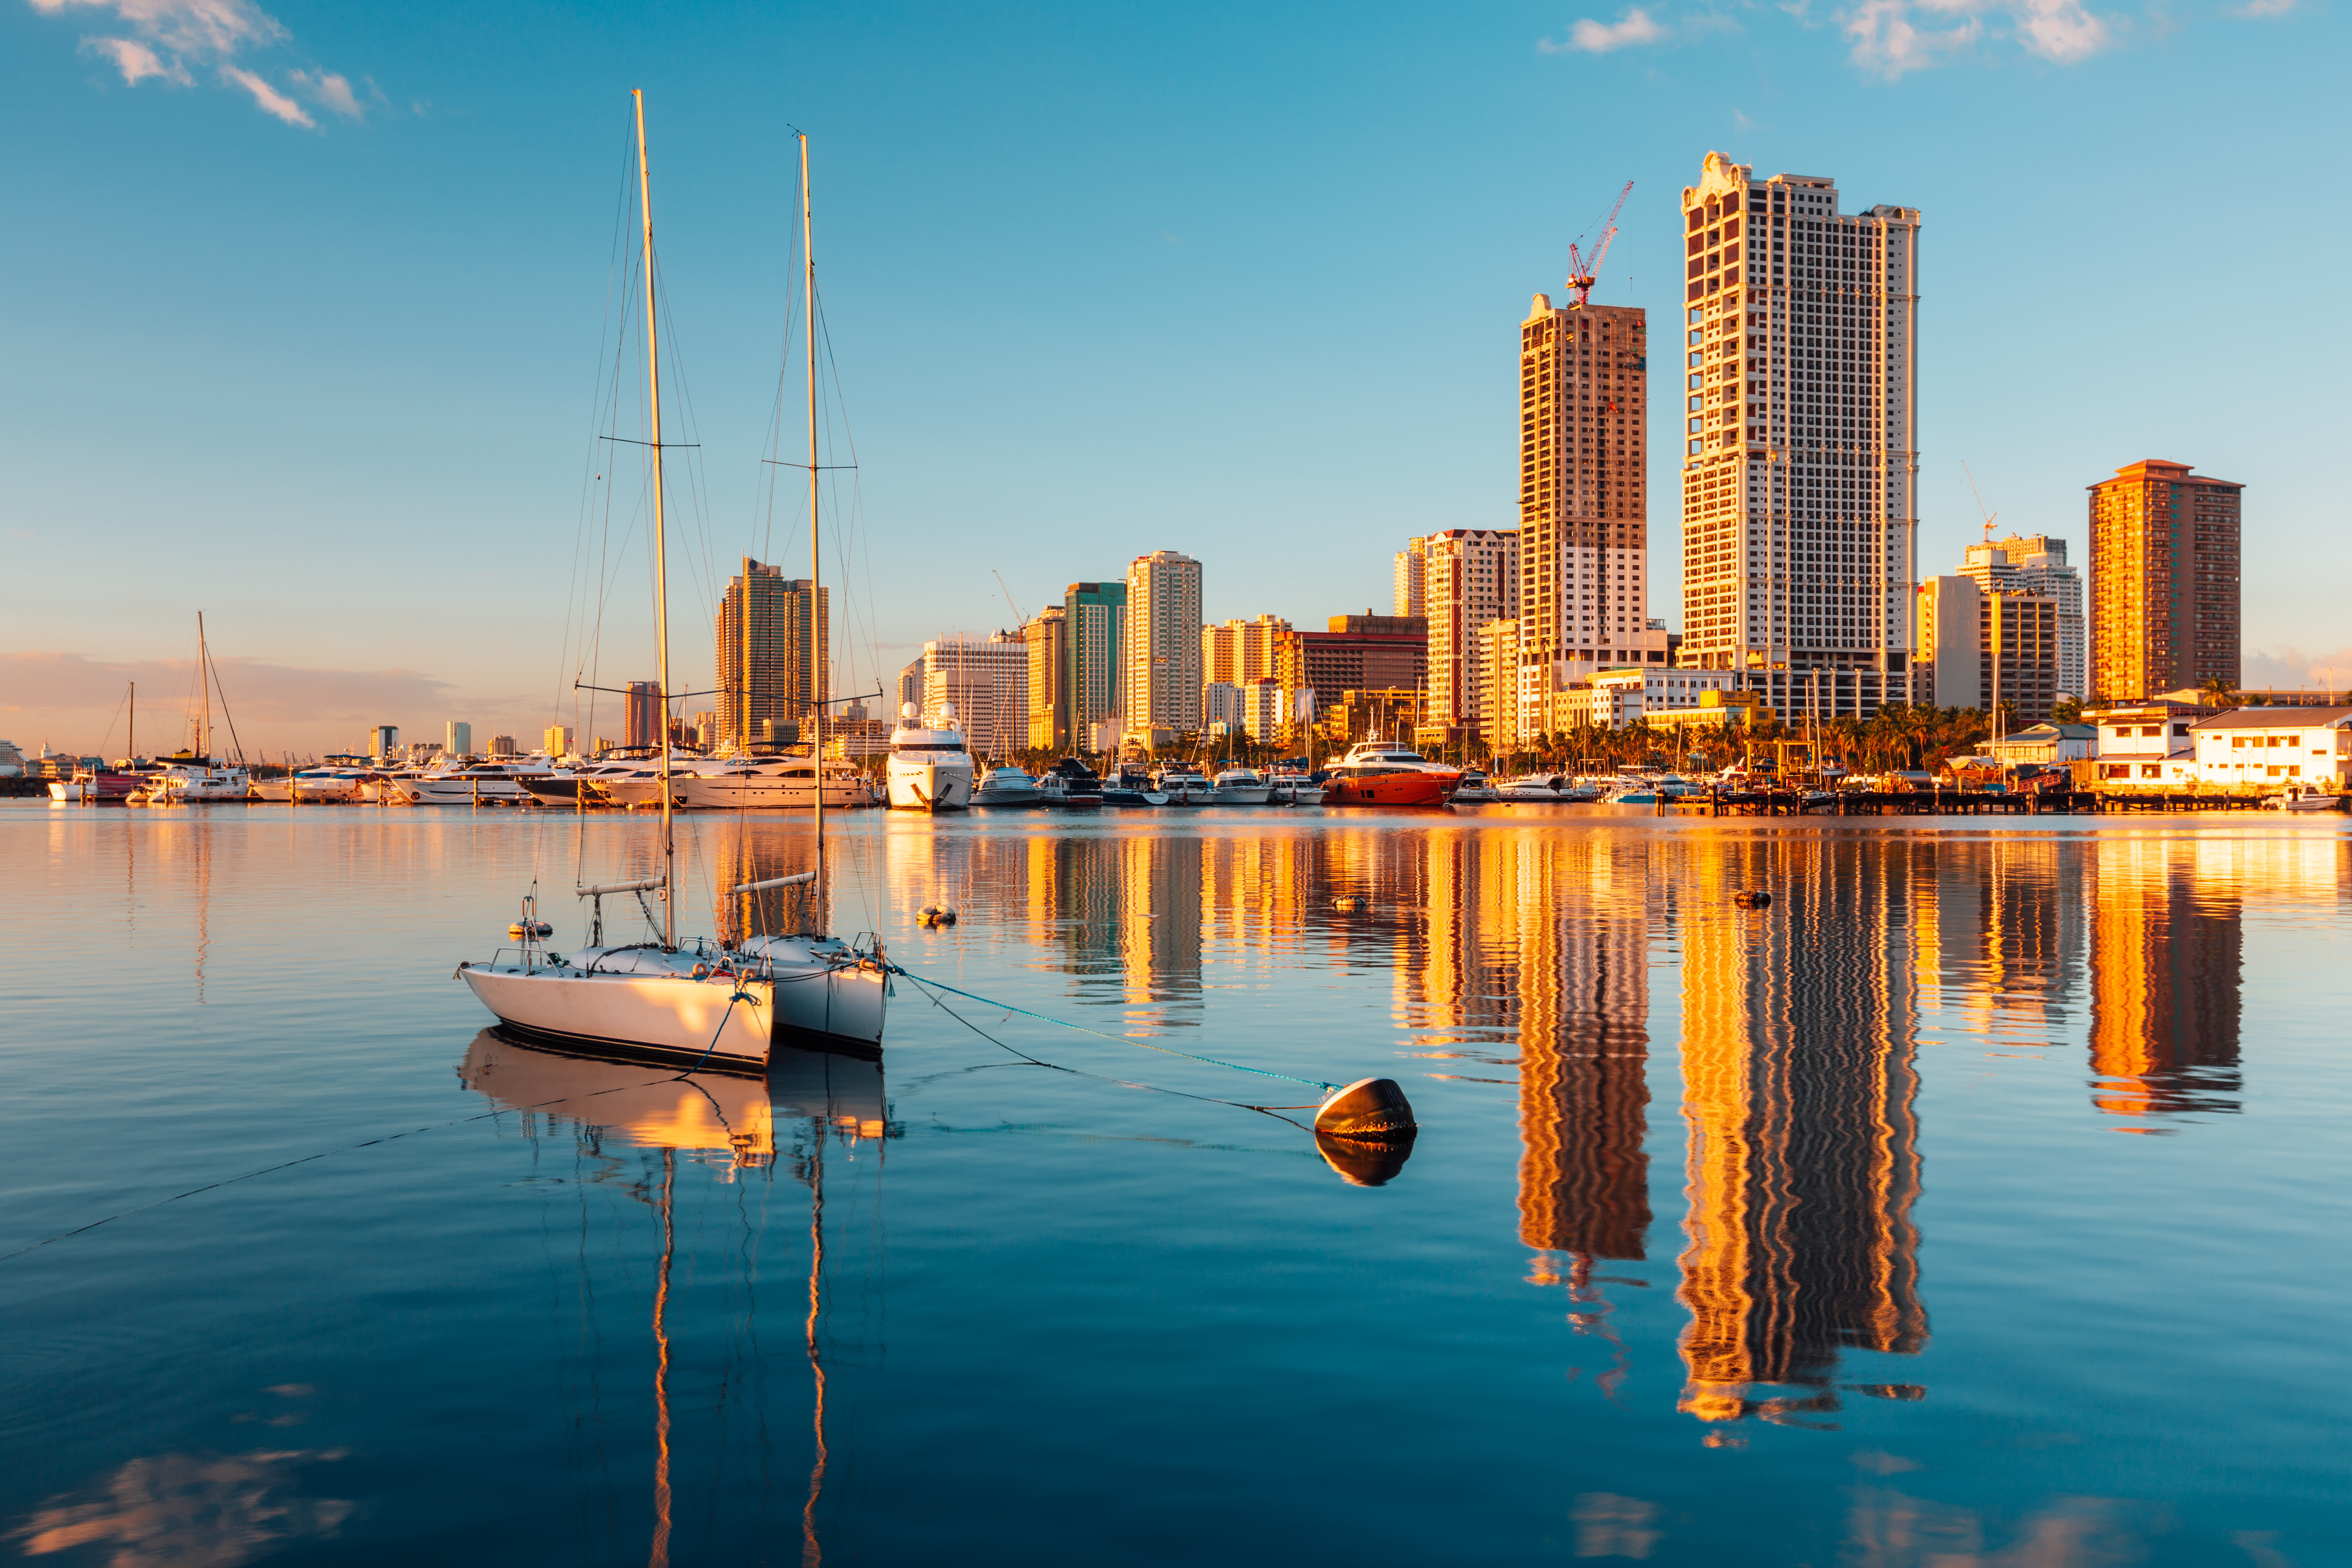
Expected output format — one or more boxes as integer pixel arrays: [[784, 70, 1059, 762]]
[[5, 0, 2347, 753]]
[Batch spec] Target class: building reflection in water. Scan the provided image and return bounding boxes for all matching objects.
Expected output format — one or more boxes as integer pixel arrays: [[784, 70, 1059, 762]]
[[1675, 835, 1926, 1427], [2086, 838, 2242, 1122]]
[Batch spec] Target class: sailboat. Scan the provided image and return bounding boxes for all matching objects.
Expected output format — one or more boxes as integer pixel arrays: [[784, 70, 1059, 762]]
[[149, 615, 251, 803], [458, 95, 888, 1069]]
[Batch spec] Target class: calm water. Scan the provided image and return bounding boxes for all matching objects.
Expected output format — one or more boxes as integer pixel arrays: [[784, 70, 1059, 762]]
[[2, 802, 2347, 1566]]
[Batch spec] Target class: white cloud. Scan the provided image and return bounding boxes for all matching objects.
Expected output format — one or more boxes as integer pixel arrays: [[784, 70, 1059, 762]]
[[27, 0, 367, 128], [288, 67, 362, 120], [2012, 0, 2112, 59], [220, 62, 310, 125], [2228, 0, 2294, 15], [82, 34, 187, 84], [1543, 7, 1669, 53], [1839, 0, 2116, 74], [2242, 644, 2352, 694], [1845, 0, 1983, 75]]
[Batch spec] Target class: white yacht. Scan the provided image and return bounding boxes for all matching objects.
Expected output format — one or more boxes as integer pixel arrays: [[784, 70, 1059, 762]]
[[148, 754, 251, 804], [1153, 765, 1214, 805], [1210, 766, 1272, 805], [673, 757, 870, 810], [590, 752, 699, 809], [887, 703, 974, 811], [458, 104, 886, 1064], [393, 759, 557, 804]]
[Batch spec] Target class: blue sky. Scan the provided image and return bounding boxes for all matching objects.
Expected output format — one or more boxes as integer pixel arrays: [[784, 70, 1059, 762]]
[[3, 0, 2344, 755]]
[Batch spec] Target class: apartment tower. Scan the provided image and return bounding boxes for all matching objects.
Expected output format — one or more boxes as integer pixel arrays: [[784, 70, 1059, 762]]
[[1123, 551, 1203, 741], [1676, 153, 1921, 719], [2087, 460, 2242, 702], [1024, 605, 1069, 752], [1062, 582, 1128, 749], [1960, 535, 2085, 702], [1518, 293, 1654, 735], [1418, 529, 1520, 734], [1393, 538, 1429, 619], [717, 557, 827, 750]]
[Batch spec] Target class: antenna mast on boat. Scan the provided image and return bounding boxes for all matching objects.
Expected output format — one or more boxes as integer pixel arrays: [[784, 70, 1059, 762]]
[[635, 89, 676, 951], [802, 131, 825, 923]]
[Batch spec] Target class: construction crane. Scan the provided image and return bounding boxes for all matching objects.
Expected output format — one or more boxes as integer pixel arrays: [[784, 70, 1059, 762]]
[[1566, 180, 1633, 307], [1962, 461, 2000, 544]]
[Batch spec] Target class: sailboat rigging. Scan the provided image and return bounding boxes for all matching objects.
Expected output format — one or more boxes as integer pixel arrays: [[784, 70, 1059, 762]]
[[456, 93, 888, 1067]]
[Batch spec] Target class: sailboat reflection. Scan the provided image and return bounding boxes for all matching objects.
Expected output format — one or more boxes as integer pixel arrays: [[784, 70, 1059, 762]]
[[458, 1029, 892, 1566]]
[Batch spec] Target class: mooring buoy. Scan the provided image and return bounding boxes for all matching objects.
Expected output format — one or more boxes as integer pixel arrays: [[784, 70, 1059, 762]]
[[1314, 1076, 1416, 1138], [1733, 890, 1773, 909], [918, 905, 958, 928], [1331, 895, 1367, 913]]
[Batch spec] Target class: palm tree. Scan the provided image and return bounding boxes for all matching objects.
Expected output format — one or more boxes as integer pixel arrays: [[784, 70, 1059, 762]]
[[2198, 676, 2237, 710]]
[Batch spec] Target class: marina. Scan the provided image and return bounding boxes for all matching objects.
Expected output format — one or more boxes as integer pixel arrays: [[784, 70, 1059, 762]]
[[3, 802, 2346, 1563]]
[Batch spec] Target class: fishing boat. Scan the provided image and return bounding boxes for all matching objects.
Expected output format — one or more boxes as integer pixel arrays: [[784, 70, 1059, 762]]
[[1320, 740, 1460, 808], [886, 704, 974, 811], [459, 98, 887, 1065]]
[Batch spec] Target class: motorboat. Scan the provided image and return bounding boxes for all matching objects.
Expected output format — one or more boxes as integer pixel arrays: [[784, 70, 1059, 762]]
[[275, 766, 370, 802], [1210, 766, 1273, 805], [677, 756, 872, 810], [1320, 741, 1460, 808], [1038, 758, 1104, 808], [459, 104, 886, 1066], [592, 753, 701, 809], [1494, 773, 1575, 801], [49, 767, 144, 803], [971, 765, 1046, 808], [146, 753, 251, 804], [1100, 764, 1168, 807], [1154, 766, 1215, 805], [1449, 769, 1498, 803], [392, 759, 558, 804], [1270, 774, 1325, 805], [886, 703, 974, 811], [2264, 784, 2345, 812]]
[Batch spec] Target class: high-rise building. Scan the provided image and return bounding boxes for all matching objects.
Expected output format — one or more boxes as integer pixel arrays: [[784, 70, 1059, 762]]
[[489, 734, 516, 757], [716, 558, 828, 752], [542, 725, 572, 758], [1273, 614, 1428, 716], [2088, 459, 2242, 702], [1123, 551, 1203, 741], [1675, 154, 1923, 720], [1476, 619, 1521, 750], [446, 720, 473, 757], [1419, 529, 1519, 731], [1201, 614, 1290, 699], [1024, 606, 1069, 752], [1393, 538, 1429, 618], [922, 633, 1027, 757], [371, 725, 399, 760], [1960, 535, 2085, 702], [622, 682, 661, 749], [1062, 582, 1127, 746], [1915, 576, 2059, 722], [1518, 289, 1661, 740], [897, 657, 926, 717]]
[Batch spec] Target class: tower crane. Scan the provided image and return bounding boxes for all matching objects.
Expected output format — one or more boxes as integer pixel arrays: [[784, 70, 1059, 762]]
[[1566, 180, 1633, 307], [1962, 461, 1999, 544]]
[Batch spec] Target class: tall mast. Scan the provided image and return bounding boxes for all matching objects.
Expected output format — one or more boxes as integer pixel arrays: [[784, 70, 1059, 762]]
[[635, 89, 676, 950], [197, 612, 209, 758], [128, 682, 135, 765], [803, 132, 824, 923]]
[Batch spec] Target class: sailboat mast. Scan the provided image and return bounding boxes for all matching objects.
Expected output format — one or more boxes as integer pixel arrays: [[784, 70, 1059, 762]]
[[802, 133, 825, 921], [128, 682, 135, 765], [197, 612, 209, 758], [635, 89, 676, 951]]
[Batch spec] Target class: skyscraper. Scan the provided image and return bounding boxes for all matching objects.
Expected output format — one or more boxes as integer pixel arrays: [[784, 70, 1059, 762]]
[[1518, 291, 1661, 737], [1675, 154, 1922, 720], [923, 633, 1027, 756], [1419, 529, 1519, 732], [1393, 537, 1429, 618], [446, 720, 473, 757], [1063, 581, 1127, 749], [1123, 551, 1203, 741], [1962, 535, 2085, 702], [1201, 614, 1290, 691], [716, 557, 827, 752], [622, 682, 661, 748], [2088, 459, 2242, 702], [1915, 576, 2059, 721], [1024, 606, 1068, 752]]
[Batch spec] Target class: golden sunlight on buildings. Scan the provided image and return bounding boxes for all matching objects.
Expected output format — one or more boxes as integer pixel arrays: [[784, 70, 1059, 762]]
[[2086, 837, 2244, 1122]]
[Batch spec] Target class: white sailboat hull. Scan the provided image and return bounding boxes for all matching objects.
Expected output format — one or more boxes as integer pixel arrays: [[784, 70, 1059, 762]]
[[460, 938, 889, 1069]]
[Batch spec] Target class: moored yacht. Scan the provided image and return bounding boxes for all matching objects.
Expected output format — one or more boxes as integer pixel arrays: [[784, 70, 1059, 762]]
[[1210, 766, 1272, 805], [1038, 758, 1104, 807], [1100, 764, 1168, 807], [393, 759, 558, 804], [1153, 765, 1214, 805], [676, 756, 871, 810], [971, 765, 1045, 807], [1321, 740, 1460, 808], [886, 703, 973, 811]]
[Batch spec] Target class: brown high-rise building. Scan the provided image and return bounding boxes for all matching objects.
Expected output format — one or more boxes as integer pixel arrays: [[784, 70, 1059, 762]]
[[1518, 293, 1652, 738], [2088, 459, 2242, 702], [716, 557, 827, 751]]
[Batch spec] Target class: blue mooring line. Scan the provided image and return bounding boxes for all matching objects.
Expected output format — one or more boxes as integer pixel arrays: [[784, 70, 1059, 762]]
[[886, 965, 1341, 1093]]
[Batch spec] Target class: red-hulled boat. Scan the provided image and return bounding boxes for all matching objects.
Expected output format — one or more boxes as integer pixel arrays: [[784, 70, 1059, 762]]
[[1320, 741, 1461, 807]]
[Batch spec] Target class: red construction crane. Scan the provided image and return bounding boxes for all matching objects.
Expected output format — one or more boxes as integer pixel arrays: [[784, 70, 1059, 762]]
[[1566, 181, 1633, 307]]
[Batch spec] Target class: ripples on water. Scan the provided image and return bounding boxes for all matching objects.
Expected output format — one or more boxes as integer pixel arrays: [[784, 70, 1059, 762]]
[[2, 804, 2345, 1566]]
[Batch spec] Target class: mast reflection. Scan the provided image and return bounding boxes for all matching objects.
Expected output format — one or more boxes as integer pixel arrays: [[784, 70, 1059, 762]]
[[1674, 837, 1927, 1427], [458, 1030, 893, 1566]]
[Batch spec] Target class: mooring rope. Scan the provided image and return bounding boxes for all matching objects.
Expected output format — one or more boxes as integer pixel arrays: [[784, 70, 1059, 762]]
[[887, 966, 1341, 1092]]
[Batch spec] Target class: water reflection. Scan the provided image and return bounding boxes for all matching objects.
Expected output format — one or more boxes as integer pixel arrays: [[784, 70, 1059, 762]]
[[2087, 839, 2242, 1122], [11, 1447, 354, 1567]]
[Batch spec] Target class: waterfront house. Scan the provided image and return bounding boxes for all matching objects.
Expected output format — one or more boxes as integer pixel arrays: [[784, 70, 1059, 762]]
[[2085, 699, 2207, 785], [2188, 708, 2352, 789], [1988, 722, 2096, 767]]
